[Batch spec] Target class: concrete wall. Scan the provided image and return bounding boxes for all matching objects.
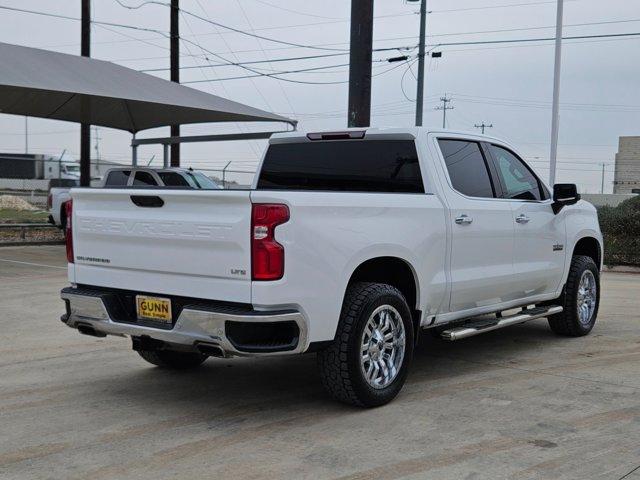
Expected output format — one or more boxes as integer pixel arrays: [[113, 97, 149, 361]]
[[613, 136, 640, 194]]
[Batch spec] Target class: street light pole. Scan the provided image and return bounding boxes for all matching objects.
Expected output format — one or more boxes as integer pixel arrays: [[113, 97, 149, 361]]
[[548, 0, 564, 186], [415, 0, 427, 126]]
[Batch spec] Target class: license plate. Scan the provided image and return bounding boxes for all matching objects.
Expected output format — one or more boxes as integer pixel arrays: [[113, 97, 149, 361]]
[[136, 295, 172, 323]]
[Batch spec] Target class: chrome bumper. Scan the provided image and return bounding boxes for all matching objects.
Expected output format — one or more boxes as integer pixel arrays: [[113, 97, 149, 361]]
[[60, 288, 308, 357]]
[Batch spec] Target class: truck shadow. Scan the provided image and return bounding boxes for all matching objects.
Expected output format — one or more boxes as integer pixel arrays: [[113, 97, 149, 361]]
[[99, 319, 565, 412]]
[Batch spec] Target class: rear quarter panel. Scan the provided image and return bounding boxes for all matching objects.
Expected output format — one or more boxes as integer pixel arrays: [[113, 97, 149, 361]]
[[249, 190, 448, 344]]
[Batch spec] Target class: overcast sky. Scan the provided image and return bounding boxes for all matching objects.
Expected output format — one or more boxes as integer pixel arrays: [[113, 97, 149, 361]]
[[1, 0, 639, 191]]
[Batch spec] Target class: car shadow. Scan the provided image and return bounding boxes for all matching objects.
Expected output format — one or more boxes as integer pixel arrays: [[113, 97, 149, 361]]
[[85, 319, 565, 414]]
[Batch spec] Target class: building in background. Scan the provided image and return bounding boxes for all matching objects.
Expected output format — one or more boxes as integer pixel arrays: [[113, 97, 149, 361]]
[[613, 136, 640, 194]]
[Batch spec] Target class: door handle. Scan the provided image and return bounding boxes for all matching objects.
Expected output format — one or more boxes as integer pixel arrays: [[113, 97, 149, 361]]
[[515, 214, 530, 224], [455, 214, 473, 225]]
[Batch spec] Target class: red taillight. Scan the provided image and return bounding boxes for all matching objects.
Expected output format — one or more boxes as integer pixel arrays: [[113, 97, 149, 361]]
[[251, 203, 289, 281], [65, 200, 74, 263]]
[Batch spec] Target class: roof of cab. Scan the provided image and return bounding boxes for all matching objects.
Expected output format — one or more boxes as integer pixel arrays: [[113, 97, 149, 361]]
[[269, 126, 507, 145]]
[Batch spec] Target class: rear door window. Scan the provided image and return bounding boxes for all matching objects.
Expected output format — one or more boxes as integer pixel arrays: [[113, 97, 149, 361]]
[[257, 140, 424, 193], [158, 171, 190, 187], [133, 171, 158, 186], [105, 170, 131, 186], [438, 139, 495, 198]]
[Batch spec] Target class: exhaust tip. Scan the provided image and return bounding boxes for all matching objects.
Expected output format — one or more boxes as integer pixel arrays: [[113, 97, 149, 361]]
[[77, 323, 107, 338], [196, 343, 225, 358]]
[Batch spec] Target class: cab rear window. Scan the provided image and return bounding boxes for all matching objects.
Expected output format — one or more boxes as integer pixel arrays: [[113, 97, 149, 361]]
[[257, 140, 424, 193]]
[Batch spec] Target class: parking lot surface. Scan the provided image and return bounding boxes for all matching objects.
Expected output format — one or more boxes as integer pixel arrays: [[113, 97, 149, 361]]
[[1, 245, 639, 480]]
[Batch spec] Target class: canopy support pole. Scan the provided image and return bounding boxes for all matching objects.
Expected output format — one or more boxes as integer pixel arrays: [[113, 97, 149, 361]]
[[131, 134, 138, 166], [163, 144, 169, 168]]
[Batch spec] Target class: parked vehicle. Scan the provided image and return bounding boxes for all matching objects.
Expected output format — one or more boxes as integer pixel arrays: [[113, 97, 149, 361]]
[[99, 167, 221, 189], [60, 128, 603, 407], [48, 167, 219, 228], [48, 186, 74, 229]]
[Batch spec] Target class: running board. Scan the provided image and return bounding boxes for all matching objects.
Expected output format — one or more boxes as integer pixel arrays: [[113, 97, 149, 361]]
[[441, 305, 563, 341]]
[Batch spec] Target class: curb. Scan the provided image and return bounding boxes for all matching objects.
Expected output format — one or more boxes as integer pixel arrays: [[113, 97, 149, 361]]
[[603, 265, 640, 274], [0, 241, 65, 247]]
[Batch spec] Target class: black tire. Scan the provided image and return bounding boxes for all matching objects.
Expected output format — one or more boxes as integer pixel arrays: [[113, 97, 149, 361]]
[[317, 282, 414, 407], [548, 255, 600, 337], [137, 349, 207, 369]]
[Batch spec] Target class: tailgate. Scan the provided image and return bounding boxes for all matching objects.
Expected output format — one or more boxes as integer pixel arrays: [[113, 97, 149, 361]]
[[70, 188, 252, 303]]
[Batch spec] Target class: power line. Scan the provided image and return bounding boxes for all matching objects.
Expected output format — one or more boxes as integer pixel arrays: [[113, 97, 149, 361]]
[[428, 30, 640, 49], [140, 46, 415, 73], [429, 0, 583, 14], [234, 0, 297, 118], [111, 0, 350, 52], [0, 4, 343, 54], [423, 18, 640, 39], [181, 58, 408, 85], [183, 1, 264, 157], [247, 0, 344, 20], [106, 27, 640, 63]]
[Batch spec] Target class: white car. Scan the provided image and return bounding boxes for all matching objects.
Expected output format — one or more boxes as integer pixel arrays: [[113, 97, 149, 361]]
[[60, 128, 603, 407]]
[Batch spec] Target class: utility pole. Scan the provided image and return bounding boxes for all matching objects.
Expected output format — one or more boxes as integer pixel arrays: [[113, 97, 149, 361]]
[[347, 0, 374, 127], [548, 0, 564, 186], [600, 163, 606, 194], [170, 0, 180, 166], [435, 95, 453, 128], [80, 0, 91, 187], [415, 0, 427, 126], [474, 122, 493, 134]]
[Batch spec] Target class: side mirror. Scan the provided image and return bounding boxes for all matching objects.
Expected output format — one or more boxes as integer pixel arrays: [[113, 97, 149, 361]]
[[552, 183, 580, 214]]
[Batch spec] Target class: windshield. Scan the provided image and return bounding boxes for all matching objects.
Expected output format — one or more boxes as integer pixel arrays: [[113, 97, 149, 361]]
[[63, 164, 80, 174]]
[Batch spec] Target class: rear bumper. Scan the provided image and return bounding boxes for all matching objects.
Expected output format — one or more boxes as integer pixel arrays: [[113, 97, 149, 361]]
[[60, 287, 308, 357]]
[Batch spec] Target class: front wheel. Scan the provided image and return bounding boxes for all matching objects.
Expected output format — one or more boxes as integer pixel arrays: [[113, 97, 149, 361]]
[[317, 282, 414, 407], [548, 255, 600, 336]]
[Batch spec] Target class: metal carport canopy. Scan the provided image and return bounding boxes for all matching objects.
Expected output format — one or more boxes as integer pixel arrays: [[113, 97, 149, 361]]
[[0, 42, 295, 132]]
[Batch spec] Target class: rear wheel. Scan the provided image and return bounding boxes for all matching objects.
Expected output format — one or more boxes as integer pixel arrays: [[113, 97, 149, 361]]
[[137, 349, 207, 369], [548, 255, 600, 336], [317, 282, 414, 407]]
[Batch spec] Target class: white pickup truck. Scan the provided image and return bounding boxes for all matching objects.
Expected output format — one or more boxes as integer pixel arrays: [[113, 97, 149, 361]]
[[60, 128, 603, 407]]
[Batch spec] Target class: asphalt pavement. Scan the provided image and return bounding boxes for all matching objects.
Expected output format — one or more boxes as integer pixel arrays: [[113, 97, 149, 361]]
[[1, 245, 639, 480]]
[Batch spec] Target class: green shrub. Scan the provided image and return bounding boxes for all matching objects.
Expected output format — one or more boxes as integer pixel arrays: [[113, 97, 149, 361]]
[[597, 196, 640, 266]]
